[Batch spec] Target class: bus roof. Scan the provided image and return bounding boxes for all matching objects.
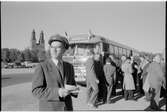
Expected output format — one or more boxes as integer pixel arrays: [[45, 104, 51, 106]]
[[68, 33, 138, 52], [69, 34, 104, 44]]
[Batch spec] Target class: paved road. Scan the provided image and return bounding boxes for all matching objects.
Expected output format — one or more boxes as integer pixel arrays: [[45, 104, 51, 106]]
[[2, 82, 166, 111], [1, 68, 34, 87], [1, 68, 166, 111]]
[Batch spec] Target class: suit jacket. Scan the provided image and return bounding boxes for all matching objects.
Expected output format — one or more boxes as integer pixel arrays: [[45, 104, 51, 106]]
[[94, 60, 107, 85], [32, 59, 76, 111], [85, 57, 99, 89]]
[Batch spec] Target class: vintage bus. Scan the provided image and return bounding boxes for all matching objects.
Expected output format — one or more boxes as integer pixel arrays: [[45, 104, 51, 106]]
[[63, 33, 139, 84]]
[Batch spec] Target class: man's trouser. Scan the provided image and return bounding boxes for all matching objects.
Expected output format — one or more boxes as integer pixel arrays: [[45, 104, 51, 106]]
[[107, 82, 114, 102], [124, 90, 134, 100], [87, 84, 99, 105], [149, 87, 161, 110]]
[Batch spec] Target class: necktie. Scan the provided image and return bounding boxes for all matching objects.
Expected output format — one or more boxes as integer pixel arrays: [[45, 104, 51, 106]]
[[57, 61, 64, 79]]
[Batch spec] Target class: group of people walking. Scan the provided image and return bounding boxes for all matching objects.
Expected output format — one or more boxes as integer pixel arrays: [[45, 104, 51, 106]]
[[85, 47, 166, 110], [85, 48, 119, 108]]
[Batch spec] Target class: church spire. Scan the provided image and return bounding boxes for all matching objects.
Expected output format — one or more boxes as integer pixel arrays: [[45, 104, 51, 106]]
[[39, 30, 44, 43], [31, 29, 36, 41], [39, 30, 45, 50], [31, 29, 36, 50]]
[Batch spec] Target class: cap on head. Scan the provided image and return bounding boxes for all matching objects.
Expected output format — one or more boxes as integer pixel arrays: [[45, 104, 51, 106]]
[[48, 34, 69, 49], [121, 56, 126, 61], [106, 57, 111, 63]]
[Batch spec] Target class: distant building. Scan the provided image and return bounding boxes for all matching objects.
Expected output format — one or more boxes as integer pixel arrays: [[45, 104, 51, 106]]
[[30, 29, 45, 51]]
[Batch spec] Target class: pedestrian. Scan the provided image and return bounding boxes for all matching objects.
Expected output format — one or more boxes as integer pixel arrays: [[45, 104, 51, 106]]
[[160, 48, 166, 87], [103, 57, 116, 103], [85, 49, 99, 108], [119, 55, 127, 95], [94, 53, 107, 104], [109, 55, 117, 96], [131, 56, 139, 93], [140, 56, 151, 101], [160, 49, 166, 98], [147, 55, 166, 110], [121, 57, 135, 100], [32, 34, 78, 111]]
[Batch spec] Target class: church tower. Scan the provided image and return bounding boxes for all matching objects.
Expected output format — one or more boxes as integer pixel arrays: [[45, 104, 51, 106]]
[[31, 29, 36, 50], [39, 30, 45, 50], [30, 29, 45, 51]]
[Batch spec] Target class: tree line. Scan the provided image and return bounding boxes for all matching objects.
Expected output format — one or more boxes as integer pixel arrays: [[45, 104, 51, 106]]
[[1, 47, 158, 64], [1, 48, 47, 63]]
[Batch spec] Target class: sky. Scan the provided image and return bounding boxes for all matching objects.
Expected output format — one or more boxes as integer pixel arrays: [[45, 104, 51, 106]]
[[1, 1, 165, 53]]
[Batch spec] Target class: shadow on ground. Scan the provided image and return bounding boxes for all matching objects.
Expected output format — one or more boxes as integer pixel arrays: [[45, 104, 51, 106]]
[[2, 77, 11, 80], [134, 93, 144, 100], [144, 97, 166, 111]]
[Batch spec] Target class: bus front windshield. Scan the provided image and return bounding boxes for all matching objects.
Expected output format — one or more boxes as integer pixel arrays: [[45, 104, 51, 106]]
[[66, 44, 95, 57], [75, 44, 94, 56]]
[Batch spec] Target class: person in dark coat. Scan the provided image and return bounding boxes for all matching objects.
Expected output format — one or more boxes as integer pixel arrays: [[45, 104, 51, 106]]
[[85, 50, 99, 108], [94, 54, 107, 104], [103, 57, 116, 103], [131, 57, 139, 93], [32, 34, 78, 111]]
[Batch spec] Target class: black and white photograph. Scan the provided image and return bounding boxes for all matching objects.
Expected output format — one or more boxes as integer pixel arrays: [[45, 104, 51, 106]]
[[1, 1, 166, 111]]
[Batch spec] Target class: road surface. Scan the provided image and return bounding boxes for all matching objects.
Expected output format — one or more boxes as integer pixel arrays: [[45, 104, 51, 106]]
[[1, 68, 166, 111], [2, 68, 34, 87]]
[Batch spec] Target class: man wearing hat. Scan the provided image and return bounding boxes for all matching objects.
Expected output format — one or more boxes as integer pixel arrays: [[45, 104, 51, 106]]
[[147, 55, 165, 110], [32, 34, 77, 111]]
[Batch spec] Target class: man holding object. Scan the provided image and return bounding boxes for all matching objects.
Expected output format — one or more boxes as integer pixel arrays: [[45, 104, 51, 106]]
[[32, 34, 77, 111]]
